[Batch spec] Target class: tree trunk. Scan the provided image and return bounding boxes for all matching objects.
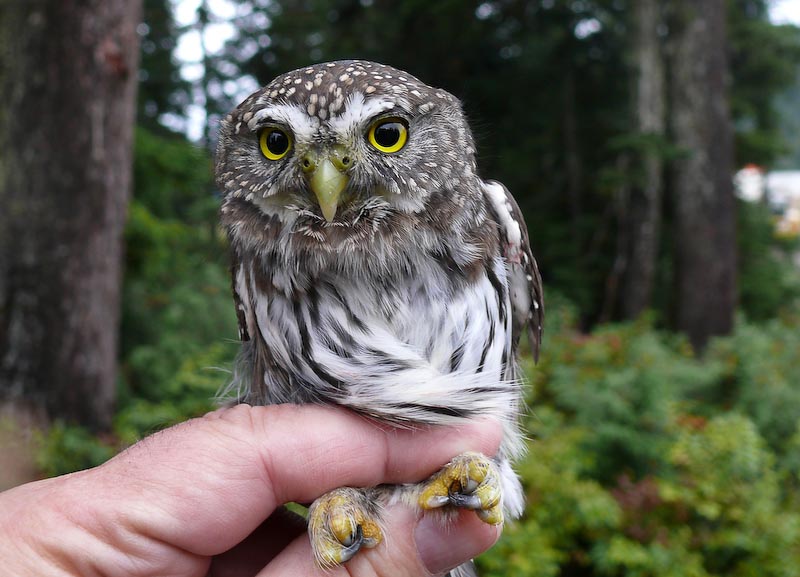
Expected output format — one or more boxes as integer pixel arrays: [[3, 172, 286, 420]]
[[668, 0, 737, 351], [620, 0, 666, 319], [0, 0, 141, 430]]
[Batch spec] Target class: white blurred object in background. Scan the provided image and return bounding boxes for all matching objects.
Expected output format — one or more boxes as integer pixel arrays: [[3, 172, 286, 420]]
[[734, 164, 765, 202], [734, 165, 800, 236]]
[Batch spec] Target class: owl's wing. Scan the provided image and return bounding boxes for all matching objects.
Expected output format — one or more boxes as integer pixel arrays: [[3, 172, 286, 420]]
[[482, 180, 544, 362], [231, 250, 251, 342]]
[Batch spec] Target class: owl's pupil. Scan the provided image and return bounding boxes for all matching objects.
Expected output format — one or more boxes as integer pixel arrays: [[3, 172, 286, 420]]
[[374, 123, 402, 148], [267, 130, 289, 155]]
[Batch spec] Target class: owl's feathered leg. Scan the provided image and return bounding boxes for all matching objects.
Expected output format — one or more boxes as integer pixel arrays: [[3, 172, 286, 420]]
[[416, 451, 504, 525], [308, 487, 384, 568]]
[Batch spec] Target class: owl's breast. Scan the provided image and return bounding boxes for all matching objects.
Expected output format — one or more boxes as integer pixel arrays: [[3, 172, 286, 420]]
[[236, 248, 516, 422], [236, 253, 513, 411]]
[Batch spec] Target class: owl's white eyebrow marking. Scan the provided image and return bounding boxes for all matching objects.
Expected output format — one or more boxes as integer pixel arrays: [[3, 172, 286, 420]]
[[249, 104, 320, 141], [326, 92, 408, 134]]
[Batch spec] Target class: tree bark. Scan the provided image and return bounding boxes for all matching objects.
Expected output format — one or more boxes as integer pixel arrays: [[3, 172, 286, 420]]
[[0, 0, 141, 430], [668, 0, 737, 351], [620, 0, 666, 319]]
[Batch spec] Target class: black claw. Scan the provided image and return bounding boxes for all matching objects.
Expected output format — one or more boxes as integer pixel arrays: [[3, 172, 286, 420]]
[[339, 524, 364, 563], [448, 491, 482, 510]]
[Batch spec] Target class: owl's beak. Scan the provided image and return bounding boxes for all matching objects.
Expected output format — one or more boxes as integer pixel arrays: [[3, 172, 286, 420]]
[[303, 149, 351, 222]]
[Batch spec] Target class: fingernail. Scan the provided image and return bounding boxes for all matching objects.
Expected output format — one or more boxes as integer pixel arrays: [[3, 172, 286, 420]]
[[415, 513, 498, 575]]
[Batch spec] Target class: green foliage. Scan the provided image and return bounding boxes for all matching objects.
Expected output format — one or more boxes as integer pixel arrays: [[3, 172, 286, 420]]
[[535, 314, 721, 482], [481, 409, 622, 577], [774, 71, 800, 169], [122, 127, 237, 404], [479, 298, 800, 577], [706, 312, 800, 458], [115, 342, 234, 444], [737, 200, 800, 321], [662, 415, 800, 576], [729, 2, 800, 166], [36, 423, 117, 478], [130, 128, 216, 222]]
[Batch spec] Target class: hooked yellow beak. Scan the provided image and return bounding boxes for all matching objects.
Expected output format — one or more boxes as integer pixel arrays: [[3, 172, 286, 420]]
[[303, 147, 351, 222]]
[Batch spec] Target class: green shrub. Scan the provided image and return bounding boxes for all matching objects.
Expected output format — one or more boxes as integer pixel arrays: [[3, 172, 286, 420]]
[[534, 314, 722, 482], [121, 127, 238, 404], [660, 414, 800, 576], [115, 342, 234, 444], [706, 313, 800, 457], [37, 423, 117, 477], [479, 297, 800, 577], [737, 200, 800, 321], [479, 407, 621, 577]]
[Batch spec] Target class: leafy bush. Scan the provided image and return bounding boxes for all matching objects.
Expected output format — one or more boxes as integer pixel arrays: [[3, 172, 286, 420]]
[[737, 200, 800, 321], [37, 423, 117, 478], [661, 415, 800, 576], [480, 297, 800, 577], [481, 408, 621, 577], [121, 127, 238, 403], [119, 129, 238, 439], [705, 311, 800, 458], [534, 313, 722, 483]]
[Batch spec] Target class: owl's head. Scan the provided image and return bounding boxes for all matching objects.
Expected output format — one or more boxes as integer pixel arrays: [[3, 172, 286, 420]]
[[216, 61, 481, 249]]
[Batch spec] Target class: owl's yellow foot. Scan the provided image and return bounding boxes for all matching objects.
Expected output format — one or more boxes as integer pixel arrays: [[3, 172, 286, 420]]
[[308, 487, 384, 568], [418, 451, 504, 525]]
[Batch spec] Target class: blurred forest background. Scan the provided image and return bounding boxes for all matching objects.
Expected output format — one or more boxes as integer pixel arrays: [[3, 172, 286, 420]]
[[2, 0, 800, 574]]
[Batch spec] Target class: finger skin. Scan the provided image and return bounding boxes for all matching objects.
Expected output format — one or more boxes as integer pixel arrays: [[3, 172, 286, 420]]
[[107, 404, 502, 554], [208, 507, 307, 577], [0, 404, 502, 577]]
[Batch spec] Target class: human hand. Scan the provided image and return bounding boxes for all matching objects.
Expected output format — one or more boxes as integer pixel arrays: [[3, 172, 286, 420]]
[[0, 404, 502, 576]]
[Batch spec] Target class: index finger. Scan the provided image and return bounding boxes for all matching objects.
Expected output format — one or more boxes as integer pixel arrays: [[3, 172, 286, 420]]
[[64, 404, 502, 557]]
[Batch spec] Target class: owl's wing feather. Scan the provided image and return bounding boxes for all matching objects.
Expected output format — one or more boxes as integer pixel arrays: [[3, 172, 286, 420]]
[[482, 180, 544, 362], [231, 250, 251, 342]]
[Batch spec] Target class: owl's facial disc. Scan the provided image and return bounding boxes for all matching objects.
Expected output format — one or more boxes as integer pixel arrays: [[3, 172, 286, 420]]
[[245, 80, 428, 227], [301, 146, 353, 222]]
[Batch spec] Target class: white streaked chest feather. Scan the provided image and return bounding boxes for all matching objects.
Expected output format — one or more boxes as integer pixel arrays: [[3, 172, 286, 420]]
[[234, 254, 517, 424]]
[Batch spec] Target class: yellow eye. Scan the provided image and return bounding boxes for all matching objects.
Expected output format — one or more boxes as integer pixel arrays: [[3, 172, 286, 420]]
[[367, 118, 408, 154], [259, 127, 292, 160]]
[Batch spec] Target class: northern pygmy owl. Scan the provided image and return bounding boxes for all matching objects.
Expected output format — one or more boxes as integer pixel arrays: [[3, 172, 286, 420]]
[[216, 60, 543, 576]]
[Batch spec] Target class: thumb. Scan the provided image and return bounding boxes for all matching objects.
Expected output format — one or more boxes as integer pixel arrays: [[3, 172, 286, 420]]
[[259, 504, 500, 577]]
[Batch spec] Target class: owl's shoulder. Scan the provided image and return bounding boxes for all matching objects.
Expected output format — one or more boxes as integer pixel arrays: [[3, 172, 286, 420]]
[[481, 180, 544, 361]]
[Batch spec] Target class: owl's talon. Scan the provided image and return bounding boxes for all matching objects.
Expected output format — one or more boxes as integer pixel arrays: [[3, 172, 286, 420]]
[[449, 492, 482, 509], [418, 451, 504, 525], [336, 525, 363, 563], [477, 504, 504, 525], [308, 487, 384, 568]]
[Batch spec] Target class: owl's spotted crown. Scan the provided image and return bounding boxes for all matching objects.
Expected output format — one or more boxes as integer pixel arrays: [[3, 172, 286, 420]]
[[249, 60, 456, 121]]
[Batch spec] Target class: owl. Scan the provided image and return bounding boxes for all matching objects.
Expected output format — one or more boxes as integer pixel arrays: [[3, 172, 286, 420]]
[[216, 60, 543, 575]]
